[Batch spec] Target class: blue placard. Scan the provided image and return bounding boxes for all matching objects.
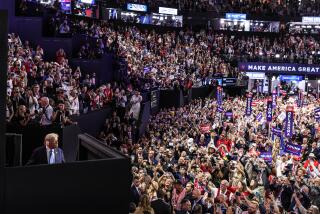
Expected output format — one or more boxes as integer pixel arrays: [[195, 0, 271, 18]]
[[256, 112, 262, 121], [225, 13, 246, 20], [272, 128, 282, 137], [285, 108, 294, 138], [284, 143, 302, 156], [245, 95, 252, 116], [217, 107, 224, 113], [266, 100, 273, 122], [272, 92, 277, 108], [225, 112, 233, 119], [260, 152, 272, 162], [279, 75, 303, 81], [127, 3, 147, 12]]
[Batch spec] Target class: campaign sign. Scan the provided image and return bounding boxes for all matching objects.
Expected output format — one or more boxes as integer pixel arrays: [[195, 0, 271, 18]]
[[285, 106, 294, 138], [266, 99, 273, 122], [217, 107, 224, 113], [260, 152, 272, 162], [216, 86, 223, 106], [256, 112, 262, 121], [272, 128, 282, 137], [200, 124, 211, 133], [225, 112, 233, 119], [272, 91, 277, 108], [246, 94, 252, 116], [225, 13, 246, 20], [284, 143, 302, 156], [297, 91, 303, 107]]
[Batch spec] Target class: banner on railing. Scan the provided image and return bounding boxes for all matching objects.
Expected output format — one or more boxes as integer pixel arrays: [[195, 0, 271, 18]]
[[239, 62, 320, 75]]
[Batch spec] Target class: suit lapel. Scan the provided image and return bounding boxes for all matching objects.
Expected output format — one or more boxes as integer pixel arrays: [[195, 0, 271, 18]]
[[42, 146, 49, 164]]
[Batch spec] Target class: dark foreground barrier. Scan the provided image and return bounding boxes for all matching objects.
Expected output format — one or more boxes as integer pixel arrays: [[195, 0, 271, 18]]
[[72, 106, 113, 137], [191, 85, 215, 100], [70, 54, 115, 84], [6, 106, 112, 165], [224, 85, 247, 97], [138, 101, 151, 137], [159, 89, 183, 109], [7, 124, 63, 164], [4, 158, 130, 214], [159, 86, 214, 109]]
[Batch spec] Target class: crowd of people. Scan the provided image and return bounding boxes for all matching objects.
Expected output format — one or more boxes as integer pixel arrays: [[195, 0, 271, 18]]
[[17, 0, 320, 16], [113, 0, 320, 15], [10, 1, 320, 213], [65, 19, 320, 88], [44, 10, 72, 37], [14, 0, 320, 92], [6, 33, 142, 129], [99, 89, 320, 213], [60, 17, 319, 87]]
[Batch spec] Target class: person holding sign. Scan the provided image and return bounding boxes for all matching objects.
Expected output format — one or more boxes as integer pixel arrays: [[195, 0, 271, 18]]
[[303, 153, 320, 177]]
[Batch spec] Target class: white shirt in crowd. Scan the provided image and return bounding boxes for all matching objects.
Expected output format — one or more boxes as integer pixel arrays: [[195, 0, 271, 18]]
[[40, 105, 53, 126], [68, 95, 80, 115], [129, 94, 142, 120]]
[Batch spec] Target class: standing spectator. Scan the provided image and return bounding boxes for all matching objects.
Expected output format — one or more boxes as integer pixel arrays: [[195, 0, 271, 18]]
[[134, 194, 155, 214], [52, 100, 76, 126], [11, 104, 30, 127], [68, 89, 80, 115], [39, 97, 53, 126], [176, 199, 192, 214], [151, 190, 171, 214], [56, 48, 66, 64], [172, 180, 186, 212], [129, 91, 142, 121], [131, 176, 142, 206], [116, 89, 127, 119], [59, 20, 70, 34]]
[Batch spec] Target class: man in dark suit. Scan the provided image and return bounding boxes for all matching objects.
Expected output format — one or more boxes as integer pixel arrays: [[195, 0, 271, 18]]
[[191, 189, 207, 213], [26, 133, 65, 165], [176, 199, 192, 214], [151, 190, 171, 214], [307, 142, 320, 160], [130, 176, 141, 206]]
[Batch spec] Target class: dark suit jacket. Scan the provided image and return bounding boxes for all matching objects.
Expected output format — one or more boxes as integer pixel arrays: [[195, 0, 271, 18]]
[[307, 148, 320, 160], [26, 146, 65, 165], [151, 199, 171, 214], [192, 197, 207, 213], [130, 185, 141, 205]]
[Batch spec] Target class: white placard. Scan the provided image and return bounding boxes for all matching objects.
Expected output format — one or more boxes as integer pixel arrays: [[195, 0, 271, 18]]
[[302, 16, 320, 23], [159, 7, 178, 15]]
